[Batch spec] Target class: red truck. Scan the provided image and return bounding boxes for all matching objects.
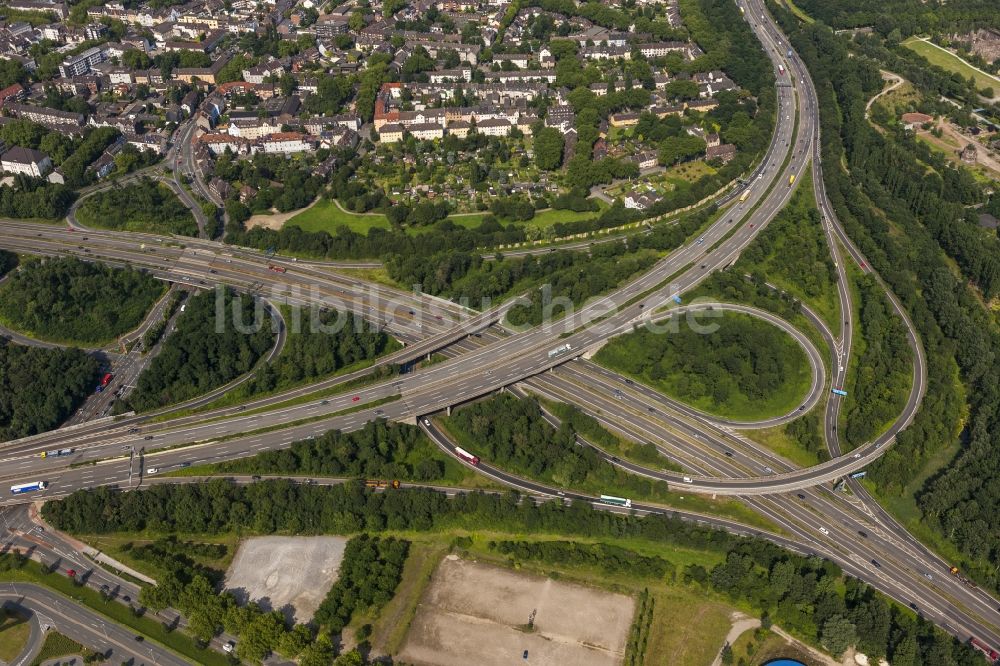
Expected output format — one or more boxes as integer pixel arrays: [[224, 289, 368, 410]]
[[96, 373, 113, 392], [454, 447, 480, 465], [970, 638, 999, 662]]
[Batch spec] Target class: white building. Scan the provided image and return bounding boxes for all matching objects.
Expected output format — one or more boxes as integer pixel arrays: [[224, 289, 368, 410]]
[[259, 132, 315, 155], [409, 123, 445, 141], [1, 146, 52, 177], [477, 118, 512, 136], [228, 118, 281, 140]]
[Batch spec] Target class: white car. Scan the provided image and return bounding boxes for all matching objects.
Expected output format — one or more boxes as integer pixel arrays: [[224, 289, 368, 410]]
[[819, 527, 830, 535], [146, 468, 158, 475], [853, 453, 861, 459], [682, 476, 693, 483], [422, 418, 430, 426], [223, 641, 235, 653]]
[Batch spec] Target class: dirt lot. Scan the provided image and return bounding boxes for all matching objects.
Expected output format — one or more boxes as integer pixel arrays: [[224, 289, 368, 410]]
[[399, 555, 635, 666], [224, 536, 347, 622]]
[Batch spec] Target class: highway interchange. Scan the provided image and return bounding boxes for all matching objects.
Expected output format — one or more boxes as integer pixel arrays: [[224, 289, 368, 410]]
[[0, 0, 998, 662]]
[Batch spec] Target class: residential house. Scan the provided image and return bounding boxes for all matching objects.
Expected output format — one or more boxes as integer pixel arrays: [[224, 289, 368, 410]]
[[706, 143, 736, 164]]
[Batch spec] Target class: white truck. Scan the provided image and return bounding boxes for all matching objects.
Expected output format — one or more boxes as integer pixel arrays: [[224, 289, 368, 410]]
[[547, 343, 572, 359]]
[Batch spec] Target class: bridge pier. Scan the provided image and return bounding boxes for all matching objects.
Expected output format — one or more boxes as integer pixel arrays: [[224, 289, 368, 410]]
[[446, 405, 452, 416]]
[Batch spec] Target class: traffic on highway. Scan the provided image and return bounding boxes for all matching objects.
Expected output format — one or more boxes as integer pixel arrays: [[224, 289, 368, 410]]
[[0, 0, 997, 661]]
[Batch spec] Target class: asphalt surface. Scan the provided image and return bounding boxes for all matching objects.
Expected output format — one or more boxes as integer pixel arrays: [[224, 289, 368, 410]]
[[0, 583, 187, 666], [0, 0, 919, 495], [0, 0, 995, 656]]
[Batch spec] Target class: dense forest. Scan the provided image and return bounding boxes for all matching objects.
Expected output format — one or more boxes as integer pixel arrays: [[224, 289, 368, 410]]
[[0, 177, 75, 219], [445, 393, 673, 499], [767, 2, 1000, 591], [842, 277, 913, 448], [123, 288, 276, 411], [594, 312, 810, 419], [43, 480, 983, 662], [0, 257, 164, 344], [210, 420, 448, 481], [75, 179, 198, 236], [788, 0, 999, 36], [238, 308, 396, 397], [0, 340, 97, 440]]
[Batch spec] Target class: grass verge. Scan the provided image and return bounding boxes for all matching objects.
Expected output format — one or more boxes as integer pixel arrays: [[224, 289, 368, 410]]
[[0, 608, 31, 662], [0, 559, 229, 666]]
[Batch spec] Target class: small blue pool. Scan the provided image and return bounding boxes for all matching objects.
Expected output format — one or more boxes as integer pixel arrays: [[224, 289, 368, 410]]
[[764, 661, 806, 666]]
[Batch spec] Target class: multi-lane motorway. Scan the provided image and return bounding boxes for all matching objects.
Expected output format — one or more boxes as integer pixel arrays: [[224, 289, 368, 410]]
[[0, 0, 998, 659]]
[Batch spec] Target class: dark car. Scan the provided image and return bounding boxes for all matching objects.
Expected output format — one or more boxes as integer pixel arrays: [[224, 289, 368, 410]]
[[724, 451, 734, 457], [134, 636, 144, 642], [871, 559, 881, 568], [144, 435, 154, 440], [858, 530, 868, 538], [523, 650, 529, 659], [796, 493, 806, 500]]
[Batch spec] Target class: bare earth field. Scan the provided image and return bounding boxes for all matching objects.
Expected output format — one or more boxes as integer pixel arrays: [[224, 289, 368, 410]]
[[399, 555, 635, 666], [223, 536, 347, 622]]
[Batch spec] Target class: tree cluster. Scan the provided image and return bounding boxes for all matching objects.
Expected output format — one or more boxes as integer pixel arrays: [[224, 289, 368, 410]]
[[213, 151, 326, 214], [384, 203, 716, 305], [693, 539, 985, 664], [491, 539, 674, 579], [447, 394, 673, 498], [76, 178, 197, 236], [243, 308, 394, 396], [0, 176, 75, 219], [42, 479, 986, 663], [123, 536, 226, 585], [595, 313, 804, 410], [313, 535, 409, 633], [843, 277, 912, 447], [0, 340, 97, 441], [212, 420, 447, 482], [0, 257, 164, 344], [123, 288, 276, 411]]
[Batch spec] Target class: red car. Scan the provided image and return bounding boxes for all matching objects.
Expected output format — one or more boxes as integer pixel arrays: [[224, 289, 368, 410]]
[[352, 396, 360, 402], [66, 569, 76, 577]]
